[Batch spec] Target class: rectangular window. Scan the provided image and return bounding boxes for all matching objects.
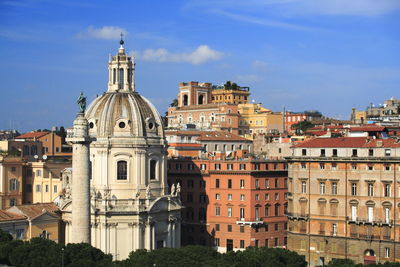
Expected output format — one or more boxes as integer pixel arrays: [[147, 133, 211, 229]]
[[265, 193, 269, 200], [215, 238, 220, 246], [351, 183, 357, 196], [240, 226, 244, 233], [301, 181, 307, 193], [332, 163, 337, 170], [332, 223, 337, 236], [200, 164, 206, 170], [275, 223, 278, 231], [351, 164, 357, 170], [320, 149, 325, 157], [227, 164, 233, 170], [216, 224, 220, 231], [385, 247, 390, 258], [274, 238, 278, 246], [320, 182, 325, 195], [368, 165, 374, 171], [228, 193, 232, 200], [369, 149, 374, 156], [36, 184, 41, 192], [240, 194, 245, 201], [265, 207, 269, 217], [240, 208, 245, 220], [274, 178, 278, 188], [54, 185, 57, 193], [227, 225, 232, 232], [385, 208, 390, 224], [240, 240, 245, 249], [385, 149, 391, 157], [11, 167, 16, 172], [228, 179, 232, 189], [368, 207, 374, 222], [352, 149, 358, 157], [16, 229, 24, 240], [36, 170, 41, 177], [240, 164, 246, 170], [275, 193, 279, 200], [215, 207, 220, 216], [302, 149, 307, 156], [332, 182, 337, 195], [351, 206, 357, 221], [301, 163, 306, 169], [332, 149, 337, 157], [45, 184, 49, 192], [215, 164, 221, 170], [240, 179, 245, 188], [265, 239, 269, 247], [255, 207, 260, 220], [255, 194, 259, 201], [216, 193, 220, 200], [255, 179, 259, 188], [216, 179, 220, 188], [265, 179, 269, 188], [368, 183, 374, 196], [385, 184, 390, 197], [228, 207, 232, 217], [320, 163, 325, 170]]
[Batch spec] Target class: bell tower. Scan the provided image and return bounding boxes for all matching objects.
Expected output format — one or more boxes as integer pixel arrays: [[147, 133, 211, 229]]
[[108, 34, 135, 92]]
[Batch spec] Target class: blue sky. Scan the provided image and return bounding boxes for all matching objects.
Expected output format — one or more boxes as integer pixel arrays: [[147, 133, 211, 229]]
[[1, 0, 399, 132]]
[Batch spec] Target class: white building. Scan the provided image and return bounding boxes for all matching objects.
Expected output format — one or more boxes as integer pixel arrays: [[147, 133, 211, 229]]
[[59, 39, 183, 260]]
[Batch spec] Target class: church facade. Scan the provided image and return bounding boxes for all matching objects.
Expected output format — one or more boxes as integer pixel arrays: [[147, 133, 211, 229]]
[[59, 40, 183, 260]]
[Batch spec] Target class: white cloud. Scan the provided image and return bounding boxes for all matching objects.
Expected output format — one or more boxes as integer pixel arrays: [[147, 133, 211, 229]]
[[77, 26, 128, 40], [252, 60, 268, 71], [137, 45, 223, 64], [211, 9, 315, 31], [187, 0, 400, 17]]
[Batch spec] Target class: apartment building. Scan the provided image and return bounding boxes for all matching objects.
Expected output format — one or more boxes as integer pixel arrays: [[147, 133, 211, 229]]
[[286, 137, 400, 266], [167, 157, 288, 252]]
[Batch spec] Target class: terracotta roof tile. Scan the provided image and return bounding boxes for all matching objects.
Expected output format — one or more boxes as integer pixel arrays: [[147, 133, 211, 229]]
[[9, 203, 59, 219], [294, 137, 400, 148], [0, 210, 26, 222], [16, 131, 49, 139]]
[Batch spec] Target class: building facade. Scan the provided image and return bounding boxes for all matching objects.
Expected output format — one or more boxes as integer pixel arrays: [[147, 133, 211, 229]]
[[167, 157, 288, 252], [287, 137, 400, 266]]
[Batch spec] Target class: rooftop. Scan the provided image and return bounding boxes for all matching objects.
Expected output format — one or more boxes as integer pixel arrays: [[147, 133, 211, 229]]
[[294, 137, 400, 148]]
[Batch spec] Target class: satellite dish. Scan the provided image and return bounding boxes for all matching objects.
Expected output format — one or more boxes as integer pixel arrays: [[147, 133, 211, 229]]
[[34, 155, 38, 159], [42, 155, 48, 160]]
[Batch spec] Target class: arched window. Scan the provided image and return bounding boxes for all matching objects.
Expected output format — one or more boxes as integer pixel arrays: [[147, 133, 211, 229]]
[[119, 68, 124, 88], [113, 68, 116, 84], [117, 161, 127, 180], [150, 160, 157, 180], [127, 68, 131, 84], [183, 95, 188, 106], [198, 95, 204, 105]]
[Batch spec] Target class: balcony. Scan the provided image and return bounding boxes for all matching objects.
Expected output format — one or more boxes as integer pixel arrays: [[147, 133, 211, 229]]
[[285, 212, 309, 221], [235, 218, 264, 226]]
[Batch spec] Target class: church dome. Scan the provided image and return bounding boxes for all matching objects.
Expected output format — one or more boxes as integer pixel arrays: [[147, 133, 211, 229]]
[[85, 92, 164, 138], [84, 41, 164, 139]]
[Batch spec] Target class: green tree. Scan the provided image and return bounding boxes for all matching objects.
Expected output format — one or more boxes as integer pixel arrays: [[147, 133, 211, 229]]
[[9, 238, 62, 267], [169, 98, 178, 107], [64, 243, 112, 267], [291, 120, 314, 134]]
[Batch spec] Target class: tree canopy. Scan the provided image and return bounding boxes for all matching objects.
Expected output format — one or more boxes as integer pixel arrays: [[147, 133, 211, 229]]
[[291, 120, 314, 134]]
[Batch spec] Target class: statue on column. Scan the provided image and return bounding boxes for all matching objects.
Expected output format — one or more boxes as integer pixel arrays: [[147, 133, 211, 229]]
[[77, 92, 87, 113]]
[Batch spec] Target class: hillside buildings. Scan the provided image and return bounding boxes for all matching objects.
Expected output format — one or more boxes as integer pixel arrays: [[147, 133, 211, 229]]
[[286, 137, 400, 266]]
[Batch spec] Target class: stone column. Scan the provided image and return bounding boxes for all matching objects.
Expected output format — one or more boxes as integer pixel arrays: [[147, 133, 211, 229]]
[[66, 112, 92, 244]]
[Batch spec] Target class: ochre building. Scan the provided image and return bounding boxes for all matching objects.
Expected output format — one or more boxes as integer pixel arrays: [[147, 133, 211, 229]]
[[287, 137, 400, 266]]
